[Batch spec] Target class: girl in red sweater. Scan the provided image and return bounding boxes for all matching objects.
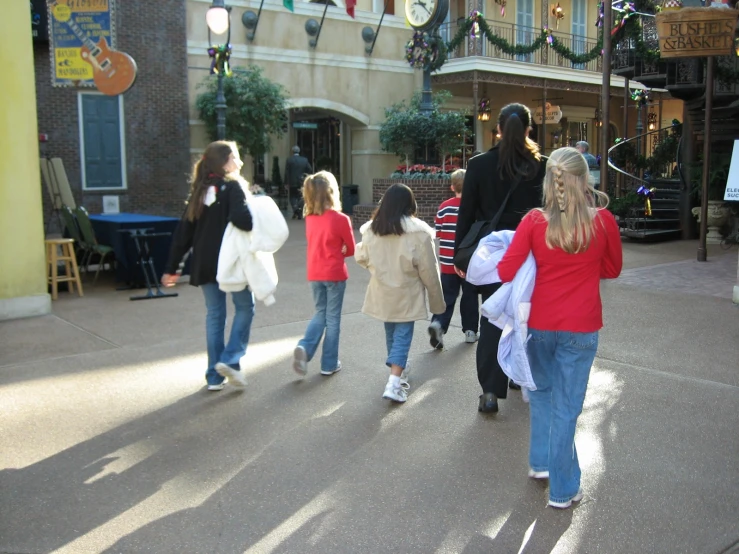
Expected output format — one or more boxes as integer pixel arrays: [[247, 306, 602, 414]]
[[497, 147, 623, 509], [292, 171, 355, 377]]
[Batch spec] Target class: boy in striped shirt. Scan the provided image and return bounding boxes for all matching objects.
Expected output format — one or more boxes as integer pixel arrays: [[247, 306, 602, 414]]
[[428, 169, 479, 350]]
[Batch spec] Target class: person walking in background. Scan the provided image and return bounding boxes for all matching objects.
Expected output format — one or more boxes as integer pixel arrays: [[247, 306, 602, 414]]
[[575, 141, 598, 169], [454, 103, 546, 414], [355, 184, 445, 404], [284, 146, 312, 220], [162, 141, 254, 391], [428, 169, 479, 350], [496, 147, 622, 509], [292, 171, 355, 377]]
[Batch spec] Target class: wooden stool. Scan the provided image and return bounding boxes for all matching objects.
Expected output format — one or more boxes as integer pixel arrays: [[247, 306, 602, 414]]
[[45, 238, 84, 300]]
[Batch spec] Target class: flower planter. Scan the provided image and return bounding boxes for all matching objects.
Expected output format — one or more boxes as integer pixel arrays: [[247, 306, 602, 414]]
[[691, 200, 731, 243]]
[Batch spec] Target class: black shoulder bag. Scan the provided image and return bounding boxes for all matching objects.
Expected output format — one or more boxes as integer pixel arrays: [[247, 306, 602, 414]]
[[453, 174, 522, 272]]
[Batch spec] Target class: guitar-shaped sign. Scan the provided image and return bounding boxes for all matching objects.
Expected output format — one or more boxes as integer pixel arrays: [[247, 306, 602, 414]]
[[50, 1, 137, 96]]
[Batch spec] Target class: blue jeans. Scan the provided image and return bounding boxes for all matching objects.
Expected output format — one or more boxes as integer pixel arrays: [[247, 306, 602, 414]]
[[432, 273, 479, 333], [298, 280, 346, 372], [526, 328, 599, 504], [201, 283, 255, 385], [384, 322, 415, 369]]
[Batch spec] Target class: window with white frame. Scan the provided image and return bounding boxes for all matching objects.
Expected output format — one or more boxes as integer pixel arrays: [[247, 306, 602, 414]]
[[78, 93, 127, 190]]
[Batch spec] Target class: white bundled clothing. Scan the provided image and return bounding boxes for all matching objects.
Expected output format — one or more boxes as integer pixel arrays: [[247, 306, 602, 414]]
[[469, 230, 537, 394], [216, 194, 289, 306]]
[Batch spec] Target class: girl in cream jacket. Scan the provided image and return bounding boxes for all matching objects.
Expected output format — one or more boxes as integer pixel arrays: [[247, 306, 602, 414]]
[[354, 184, 445, 404]]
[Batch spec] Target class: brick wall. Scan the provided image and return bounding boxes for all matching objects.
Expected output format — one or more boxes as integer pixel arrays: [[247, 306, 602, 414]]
[[352, 178, 454, 228], [34, 0, 190, 230]]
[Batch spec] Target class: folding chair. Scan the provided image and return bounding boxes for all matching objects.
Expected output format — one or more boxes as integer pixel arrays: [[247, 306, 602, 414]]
[[75, 206, 115, 286]]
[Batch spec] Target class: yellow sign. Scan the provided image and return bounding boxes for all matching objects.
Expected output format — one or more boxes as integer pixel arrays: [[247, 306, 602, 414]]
[[65, 0, 109, 12], [55, 47, 93, 80], [52, 4, 72, 22]]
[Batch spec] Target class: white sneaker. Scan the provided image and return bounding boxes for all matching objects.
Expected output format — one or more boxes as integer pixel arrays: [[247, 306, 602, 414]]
[[400, 362, 411, 389], [215, 362, 247, 388], [528, 469, 550, 479], [382, 382, 408, 403], [548, 489, 584, 509], [292, 345, 308, 376], [320, 361, 342, 376], [207, 383, 225, 391], [428, 321, 444, 350], [464, 330, 479, 343]]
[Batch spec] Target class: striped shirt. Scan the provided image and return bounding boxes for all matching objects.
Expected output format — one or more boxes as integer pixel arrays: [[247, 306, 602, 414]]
[[435, 196, 461, 274]]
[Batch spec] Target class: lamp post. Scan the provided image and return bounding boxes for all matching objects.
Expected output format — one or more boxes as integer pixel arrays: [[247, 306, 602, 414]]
[[206, 0, 231, 141]]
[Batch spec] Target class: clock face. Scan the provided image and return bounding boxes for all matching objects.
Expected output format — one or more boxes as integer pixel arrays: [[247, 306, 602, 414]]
[[405, 0, 438, 29]]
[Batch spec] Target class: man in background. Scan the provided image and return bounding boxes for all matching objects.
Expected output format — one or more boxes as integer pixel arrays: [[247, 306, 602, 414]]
[[284, 146, 312, 219], [575, 141, 598, 169]]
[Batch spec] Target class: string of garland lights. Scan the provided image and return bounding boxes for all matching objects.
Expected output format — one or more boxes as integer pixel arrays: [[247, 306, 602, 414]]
[[408, 0, 738, 84]]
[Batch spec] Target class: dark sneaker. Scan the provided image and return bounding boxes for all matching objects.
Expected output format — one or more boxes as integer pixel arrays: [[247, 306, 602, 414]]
[[428, 321, 444, 350]]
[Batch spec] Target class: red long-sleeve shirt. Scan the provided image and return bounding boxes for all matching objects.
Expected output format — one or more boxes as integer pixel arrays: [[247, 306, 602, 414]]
[[497, 209, 623, 332], [305, 210, 356, 281]]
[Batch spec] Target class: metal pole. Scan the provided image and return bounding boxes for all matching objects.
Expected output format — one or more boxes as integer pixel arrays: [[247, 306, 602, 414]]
[[542, 79, 547, 154], [698, 57, 714, 262], [600, 5, 612, 193], [216, 71, 226, 140]]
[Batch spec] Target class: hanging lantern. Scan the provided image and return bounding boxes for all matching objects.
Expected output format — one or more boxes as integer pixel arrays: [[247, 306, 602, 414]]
[[478, 97, 492, 121], [594, 107, 603, 128], [647, 112, 657, 131], [551, 3, 565, 29]]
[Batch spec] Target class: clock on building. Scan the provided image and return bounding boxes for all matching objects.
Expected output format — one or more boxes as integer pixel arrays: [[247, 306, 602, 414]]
[[404, 0, 449, 30]]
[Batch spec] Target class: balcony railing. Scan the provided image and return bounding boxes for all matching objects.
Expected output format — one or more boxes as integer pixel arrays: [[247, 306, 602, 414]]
[[438, 19, 602, 73]]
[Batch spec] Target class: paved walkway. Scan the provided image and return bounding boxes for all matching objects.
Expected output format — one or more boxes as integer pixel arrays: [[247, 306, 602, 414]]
[[617, 247, 737, 300], [1, 227, 737, 554]]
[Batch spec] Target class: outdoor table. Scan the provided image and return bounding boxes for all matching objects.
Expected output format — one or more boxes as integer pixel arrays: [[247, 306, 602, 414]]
[[88, 213, 186, 285]]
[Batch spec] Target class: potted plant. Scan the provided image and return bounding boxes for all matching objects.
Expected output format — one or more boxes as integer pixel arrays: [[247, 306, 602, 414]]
[[690, 152, 733, 243]]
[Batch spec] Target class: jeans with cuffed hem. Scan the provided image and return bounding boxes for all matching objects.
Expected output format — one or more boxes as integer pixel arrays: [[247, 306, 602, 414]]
[[298, 280, 346, 372], [526, 328, 598, 504], [432, 273, 479, 334], [201, 283, 255, 386], [384, 321, 415, 369]]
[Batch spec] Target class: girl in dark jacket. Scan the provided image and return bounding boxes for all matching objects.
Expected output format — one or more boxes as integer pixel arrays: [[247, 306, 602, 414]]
[[454, 103, 546, 413], [162, 141, 254, 391]]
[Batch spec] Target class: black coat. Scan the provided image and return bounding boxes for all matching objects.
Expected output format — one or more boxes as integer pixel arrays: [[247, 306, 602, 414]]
[[455, 146, 546, 253], [166, 179, 253, 286], [284, 154, 312, 190]]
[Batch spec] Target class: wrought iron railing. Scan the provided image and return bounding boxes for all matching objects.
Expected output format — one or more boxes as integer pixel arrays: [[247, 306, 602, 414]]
[[438, 19, 601, 73]]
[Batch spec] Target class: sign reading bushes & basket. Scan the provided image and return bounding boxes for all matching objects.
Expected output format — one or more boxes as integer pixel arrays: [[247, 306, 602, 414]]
[[655, 6, 739, 59]]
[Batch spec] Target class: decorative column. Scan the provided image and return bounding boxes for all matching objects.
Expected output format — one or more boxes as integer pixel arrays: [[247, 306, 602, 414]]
[[0, 2, 50, 320], [541, 0, 549, 65]]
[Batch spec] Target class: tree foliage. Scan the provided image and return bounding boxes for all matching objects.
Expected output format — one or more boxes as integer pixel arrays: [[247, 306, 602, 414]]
[[379, 90, 467, 171], [195, 67, 289, 158]]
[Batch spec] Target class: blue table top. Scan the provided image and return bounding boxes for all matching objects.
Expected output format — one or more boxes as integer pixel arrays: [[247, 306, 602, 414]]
[[90, 213, 180, 223]]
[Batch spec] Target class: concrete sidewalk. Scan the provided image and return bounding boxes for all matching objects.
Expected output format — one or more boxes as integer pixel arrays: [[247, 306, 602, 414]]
[[1, 223, 737, 554]]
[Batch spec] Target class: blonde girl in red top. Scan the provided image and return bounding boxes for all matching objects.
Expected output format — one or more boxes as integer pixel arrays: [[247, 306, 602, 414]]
[[292, 171, 355, 377], [497, 147, 623, 509]]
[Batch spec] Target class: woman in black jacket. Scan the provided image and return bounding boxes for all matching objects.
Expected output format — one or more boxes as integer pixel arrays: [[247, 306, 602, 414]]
[[454, 103, 546, 413], [162, 141, 254, 391]]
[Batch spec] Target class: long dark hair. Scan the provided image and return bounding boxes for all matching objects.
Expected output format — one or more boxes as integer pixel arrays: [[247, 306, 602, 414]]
[[497, 103, 541, 181], [185, 141, 236, 221], [371, 183, 417, 236]]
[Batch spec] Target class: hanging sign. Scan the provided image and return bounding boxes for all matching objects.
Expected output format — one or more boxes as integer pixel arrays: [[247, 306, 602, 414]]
[[533, 103, 563, 125], [47, 0, 138, 96], [655, 7, 739, 59], [725, 140, 739, 202]]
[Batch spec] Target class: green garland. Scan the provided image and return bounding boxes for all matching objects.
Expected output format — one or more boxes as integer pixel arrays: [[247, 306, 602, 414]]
[[445, 13, 604, 69]]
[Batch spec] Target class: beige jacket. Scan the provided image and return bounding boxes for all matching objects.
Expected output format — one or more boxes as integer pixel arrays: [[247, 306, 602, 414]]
[[355, 216, 445, 322]]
